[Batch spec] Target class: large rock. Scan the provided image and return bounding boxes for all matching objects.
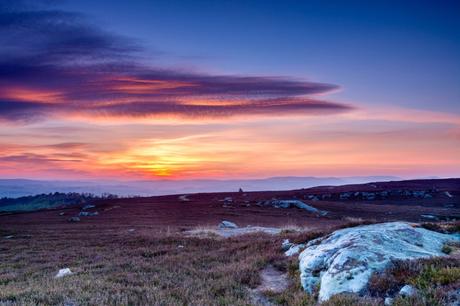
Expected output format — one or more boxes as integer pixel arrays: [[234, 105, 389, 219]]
[[298, 222, 460, 302], [270, 200, 327, 216]]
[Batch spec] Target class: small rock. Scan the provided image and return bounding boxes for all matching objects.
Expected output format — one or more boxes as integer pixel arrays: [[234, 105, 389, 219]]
[[399, 284, 417, 297], [128, 228, 135, 232], [4, 235, 14, 239], [82, 204, 95, 210], [220, 197, 233, 203], [281, 239, 293, 251], [67, 217, 80, 222], [384, 297, 394, 305], [421, 214, 439, 221], [218, 220, 238, 229], [59, 212, 65, 216], [285, 243, 306, 256], [178, 195, 190, 202], [178, 245, 185, 249], [55, 268, 73, 278], [79, 211, 99, 217]]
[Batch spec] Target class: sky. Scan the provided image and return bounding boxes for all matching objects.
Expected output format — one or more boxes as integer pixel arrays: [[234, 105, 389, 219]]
[[0, 0, 459, 180]]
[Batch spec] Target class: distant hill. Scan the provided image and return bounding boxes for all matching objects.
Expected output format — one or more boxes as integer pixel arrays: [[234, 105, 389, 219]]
[[0, 193, 103, 212], [0, 176, 401, 198]]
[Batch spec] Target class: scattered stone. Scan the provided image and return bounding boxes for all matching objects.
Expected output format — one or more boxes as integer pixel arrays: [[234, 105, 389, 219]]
[[59, 212, 65, 216], [445, 191, 454, 198], [218, 220, 238, 229], [384, 297, 394, 305], [285, 243, 306, 257], [55, 268, 73, 278], [128, 228, 135, 233], [82, 204, 96, 210], [399, 284, 417, 297], [298, 222, 459, 302], [281, 239, 293, 251], [4, 235, 14, 239], [362, 192, 376, 200], [178, 195, 190, 202], [67, 217, 80, 222], [79, 211, 99, 217], [177, 245, 185, 249], [340, 192, 352, 200], [269, 199, 327, 216], [104, 205, 121, 211], [413, 191, 427, 198], [420, 214, 439, 221]]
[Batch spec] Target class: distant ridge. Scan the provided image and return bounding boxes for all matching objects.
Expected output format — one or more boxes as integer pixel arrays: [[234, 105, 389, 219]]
[[0, 176, 401, 198]]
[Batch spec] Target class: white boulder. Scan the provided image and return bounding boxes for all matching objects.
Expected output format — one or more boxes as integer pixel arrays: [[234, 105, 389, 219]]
[[298, 222, 460, 302], [384, 297, 394, 305], [55, 268, 73, 278], [399, 284, 417, 297]]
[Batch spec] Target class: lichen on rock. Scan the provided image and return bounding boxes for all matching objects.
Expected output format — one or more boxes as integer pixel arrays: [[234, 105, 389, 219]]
[[298, 222, 460, 302]]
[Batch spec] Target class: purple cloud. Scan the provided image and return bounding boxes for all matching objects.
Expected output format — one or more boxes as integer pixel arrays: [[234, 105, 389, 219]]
[[0, 2, 352, 122]]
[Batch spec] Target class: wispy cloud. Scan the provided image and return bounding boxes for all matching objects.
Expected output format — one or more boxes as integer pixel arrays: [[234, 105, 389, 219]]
[[0, 2, 350, 123]]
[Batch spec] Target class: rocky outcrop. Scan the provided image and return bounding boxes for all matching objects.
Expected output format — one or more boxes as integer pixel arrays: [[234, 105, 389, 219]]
[[269, 200, 327, 216], [297, 222, 460, 302]]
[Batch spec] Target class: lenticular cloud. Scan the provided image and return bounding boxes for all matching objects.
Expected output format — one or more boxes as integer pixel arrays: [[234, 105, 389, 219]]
[[0, 2, 351, 122]]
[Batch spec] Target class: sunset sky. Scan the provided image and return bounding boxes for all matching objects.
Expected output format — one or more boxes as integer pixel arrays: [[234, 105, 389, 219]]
[[0, 0, 459, 180]]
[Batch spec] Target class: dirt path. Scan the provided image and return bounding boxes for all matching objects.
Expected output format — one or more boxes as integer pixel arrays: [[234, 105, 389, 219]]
[[250, 265, 289, 306]]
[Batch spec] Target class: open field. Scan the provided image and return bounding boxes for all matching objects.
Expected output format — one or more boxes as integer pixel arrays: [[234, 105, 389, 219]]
[[1, 179, 459, 305]]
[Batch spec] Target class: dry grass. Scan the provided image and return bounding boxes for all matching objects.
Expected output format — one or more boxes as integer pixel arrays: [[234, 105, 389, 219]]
[[368, 257, 460, 305], [0, 226, 327, 306], [420, 221, 460, 234], [2, 220, 458, 305]]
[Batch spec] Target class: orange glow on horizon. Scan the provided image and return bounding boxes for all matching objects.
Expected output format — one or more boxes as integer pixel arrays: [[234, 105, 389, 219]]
[[0, 104, 459, 180]]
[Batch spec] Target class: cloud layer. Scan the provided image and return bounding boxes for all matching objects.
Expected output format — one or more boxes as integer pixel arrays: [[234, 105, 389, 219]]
[[0, 2, 351, 122]]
